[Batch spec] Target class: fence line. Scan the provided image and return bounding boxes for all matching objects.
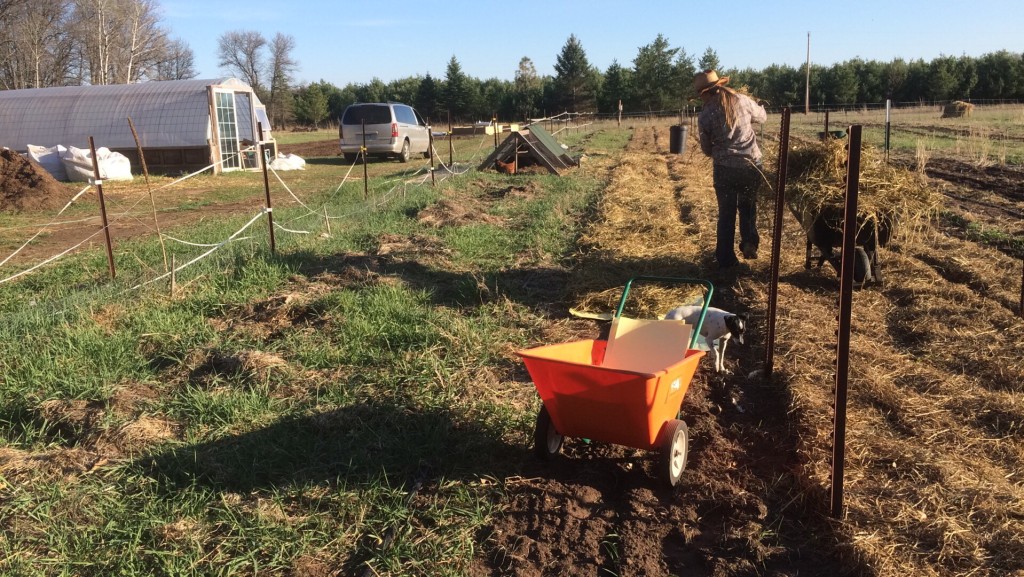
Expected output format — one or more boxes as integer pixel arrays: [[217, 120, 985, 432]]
[[2, 126, 516, 292], [125, 209, 267, 292]]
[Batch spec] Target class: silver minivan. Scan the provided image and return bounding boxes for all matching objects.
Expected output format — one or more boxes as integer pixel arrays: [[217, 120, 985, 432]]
[[338, 102, 431, 163]]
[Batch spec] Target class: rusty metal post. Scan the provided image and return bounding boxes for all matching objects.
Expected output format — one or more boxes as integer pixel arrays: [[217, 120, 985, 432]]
[[493, 113, 499, 149], [257, 124, 276, 254], [823, 110, 830, 140], [448, 111, 454, 167], [428, 126, 436, 187], [831, 124, 862, 519], [88, 137, 116, 280], [764, 108, 791, 379]]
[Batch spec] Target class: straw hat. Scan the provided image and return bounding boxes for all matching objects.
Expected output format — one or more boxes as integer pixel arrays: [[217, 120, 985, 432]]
[[693, 70, 729, 94]]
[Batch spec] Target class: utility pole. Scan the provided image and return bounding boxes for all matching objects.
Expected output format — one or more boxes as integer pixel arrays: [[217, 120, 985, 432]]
[[805, 32, 811, 114]]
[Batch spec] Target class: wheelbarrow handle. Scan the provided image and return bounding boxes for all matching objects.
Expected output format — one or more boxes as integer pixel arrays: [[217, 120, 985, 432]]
[[615, 276, 715, 351]]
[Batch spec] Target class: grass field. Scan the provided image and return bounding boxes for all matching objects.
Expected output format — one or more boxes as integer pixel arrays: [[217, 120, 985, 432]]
[[0, 126, 627, 575], [785, 103, 1024, 165]]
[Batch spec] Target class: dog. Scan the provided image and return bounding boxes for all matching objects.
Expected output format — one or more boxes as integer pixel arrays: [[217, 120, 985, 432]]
[[664, 305, 748, 373]]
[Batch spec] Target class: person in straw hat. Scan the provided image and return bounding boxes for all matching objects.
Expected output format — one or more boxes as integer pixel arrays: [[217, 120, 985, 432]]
[[693, 69, 767, 269]]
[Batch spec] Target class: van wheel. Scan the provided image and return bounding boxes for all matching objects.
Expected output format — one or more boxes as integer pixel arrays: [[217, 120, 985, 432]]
[[398, 140, 411, 163]]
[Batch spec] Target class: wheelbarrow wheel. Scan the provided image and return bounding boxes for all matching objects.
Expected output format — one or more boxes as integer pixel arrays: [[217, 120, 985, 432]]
[[853, 246, 872, 284], [659, 419, 689, 488], [534, 404, 563, 460]]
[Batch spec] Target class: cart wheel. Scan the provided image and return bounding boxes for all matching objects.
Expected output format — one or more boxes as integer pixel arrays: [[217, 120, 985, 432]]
[[534, 404, 563, 460], [659, 419, 689, 488]]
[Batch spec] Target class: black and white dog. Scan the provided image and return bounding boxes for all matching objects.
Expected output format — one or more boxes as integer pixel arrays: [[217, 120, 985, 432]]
[[665, 305, 748, 373]]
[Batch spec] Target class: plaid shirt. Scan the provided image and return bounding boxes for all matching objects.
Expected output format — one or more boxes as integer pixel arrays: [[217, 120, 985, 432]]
[[697, 92, 767, 168]]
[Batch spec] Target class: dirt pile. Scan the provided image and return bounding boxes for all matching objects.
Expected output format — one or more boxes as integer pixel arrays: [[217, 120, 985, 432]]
[[0, 148, 73, 212]]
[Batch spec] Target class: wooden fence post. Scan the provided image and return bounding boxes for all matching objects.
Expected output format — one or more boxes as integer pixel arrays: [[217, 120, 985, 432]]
[[88, 136, 116, 280]]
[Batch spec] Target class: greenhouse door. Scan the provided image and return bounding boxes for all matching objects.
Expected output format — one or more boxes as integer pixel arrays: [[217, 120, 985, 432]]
[[214, 91, 241, 170]]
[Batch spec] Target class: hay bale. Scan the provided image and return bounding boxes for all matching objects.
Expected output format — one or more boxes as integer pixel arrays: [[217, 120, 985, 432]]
[[941, 100, 975, 118], [785, 139, 938, 243]]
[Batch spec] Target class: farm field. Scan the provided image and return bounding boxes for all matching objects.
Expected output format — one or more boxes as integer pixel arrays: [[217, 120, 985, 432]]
[[0, 113, 1022, 576]]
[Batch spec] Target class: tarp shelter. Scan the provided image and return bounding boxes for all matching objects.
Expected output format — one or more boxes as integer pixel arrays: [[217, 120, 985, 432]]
[[0, 78, 273, 175], [478, 124, 577, 174]]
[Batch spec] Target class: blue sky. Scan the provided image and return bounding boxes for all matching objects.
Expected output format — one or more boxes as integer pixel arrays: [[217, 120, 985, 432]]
[[162, 0, 1024, 86]]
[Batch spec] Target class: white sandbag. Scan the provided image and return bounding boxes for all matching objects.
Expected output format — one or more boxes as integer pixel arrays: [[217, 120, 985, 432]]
[[269, 153, 305, 171], [26, 144, 68, 181], [61, 146, 133, 182]]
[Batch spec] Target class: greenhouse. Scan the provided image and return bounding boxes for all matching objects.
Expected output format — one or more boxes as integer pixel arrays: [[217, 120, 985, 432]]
[[0, 78, 273, 175]]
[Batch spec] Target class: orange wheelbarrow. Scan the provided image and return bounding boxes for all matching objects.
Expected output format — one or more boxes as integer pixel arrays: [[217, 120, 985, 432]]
[[517, 276, 712, 487]]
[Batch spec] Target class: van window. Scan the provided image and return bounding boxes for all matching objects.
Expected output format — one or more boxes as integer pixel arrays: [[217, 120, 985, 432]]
[[343, 105, 391, 125], [394, 105, 417, 125]]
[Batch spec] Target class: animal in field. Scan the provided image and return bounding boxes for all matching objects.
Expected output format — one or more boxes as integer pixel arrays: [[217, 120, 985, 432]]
[[495, 158, 516, 174], [791, 203, 894, 285], [664, 305, 748, 373]]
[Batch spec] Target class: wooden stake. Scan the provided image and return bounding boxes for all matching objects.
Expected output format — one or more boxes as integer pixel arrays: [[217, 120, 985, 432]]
[[128, 116, 168, 273], [257, 124, 276, 253], [88, 136, 116, 280]]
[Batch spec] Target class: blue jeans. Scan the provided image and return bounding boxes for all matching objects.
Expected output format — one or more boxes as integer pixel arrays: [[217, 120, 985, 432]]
[[713, 163, 761, 267]]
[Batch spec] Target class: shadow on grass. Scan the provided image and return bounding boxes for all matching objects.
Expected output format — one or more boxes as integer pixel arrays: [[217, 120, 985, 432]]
[[139, 395, 518, 494]]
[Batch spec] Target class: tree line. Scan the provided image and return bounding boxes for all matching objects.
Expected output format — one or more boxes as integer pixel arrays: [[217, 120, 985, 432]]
[[285, 39, 1023, 128], [0, 0, 196, 89], [3, 1, 1022, 128]]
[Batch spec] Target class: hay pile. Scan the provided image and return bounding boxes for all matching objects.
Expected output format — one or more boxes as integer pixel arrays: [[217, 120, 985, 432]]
[[784, 138, 939, 241], [941, 100, 975, 118]]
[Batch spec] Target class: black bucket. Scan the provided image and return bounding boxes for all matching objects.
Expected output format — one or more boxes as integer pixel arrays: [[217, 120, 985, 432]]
[[669, 124, 688, 154]]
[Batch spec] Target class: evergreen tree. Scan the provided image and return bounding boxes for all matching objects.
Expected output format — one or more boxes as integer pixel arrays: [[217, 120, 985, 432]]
[[514, 56, 543, 120], [927, 55, 959, 101], [698, 47, 720, 72], [553, 34, 598, 112], [416, 73, 442, 122], [673, 48, 697, 106], [632, 34, 679, 111], [293, 82, 329, 127], [444, 56, 473, 120], [599, 60, 632, 113], [882, 58, 909, 100], [386, 76, 421, 105]]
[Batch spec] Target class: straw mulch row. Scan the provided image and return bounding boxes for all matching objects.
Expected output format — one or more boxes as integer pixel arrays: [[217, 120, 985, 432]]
[[568, 132, 712, 318], [564, 121, 1024, 576], [762, 137, 1024, 574]]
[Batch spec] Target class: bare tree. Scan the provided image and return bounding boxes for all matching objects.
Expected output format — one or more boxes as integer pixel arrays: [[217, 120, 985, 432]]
[[217, 29, 266, 92], [116, 0, 167, 82], [266, 32, 297, 128], [69, 0, 168, 84], [154, 37, 197, 80], [0, 0, 73, 89]]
